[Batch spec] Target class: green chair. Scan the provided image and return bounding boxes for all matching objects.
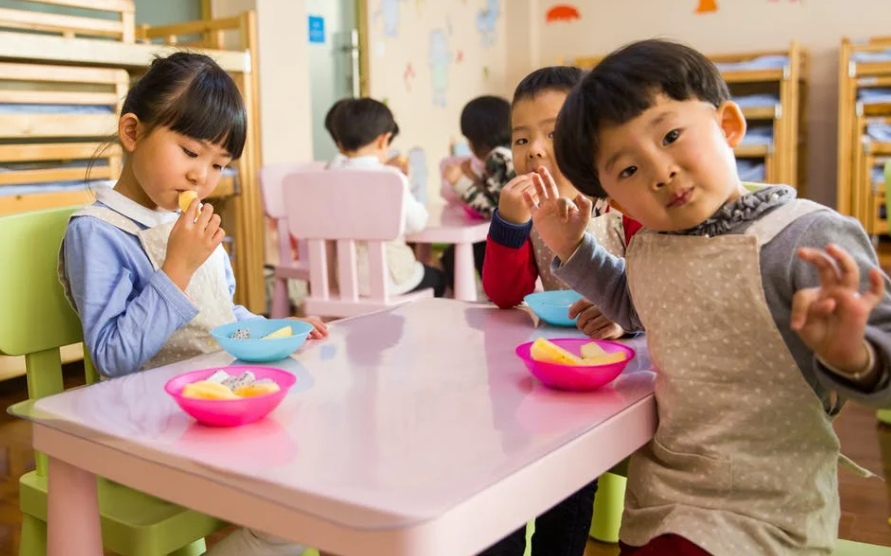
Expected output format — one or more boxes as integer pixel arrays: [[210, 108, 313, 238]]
[[879, 159, 891, 427], [1, 207, 226, 556], [833, 540, 891, 555]]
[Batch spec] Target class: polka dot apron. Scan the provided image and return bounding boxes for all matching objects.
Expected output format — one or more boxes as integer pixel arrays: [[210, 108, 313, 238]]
[[61, 206, 236, 371], [622, 199, 841, 555]]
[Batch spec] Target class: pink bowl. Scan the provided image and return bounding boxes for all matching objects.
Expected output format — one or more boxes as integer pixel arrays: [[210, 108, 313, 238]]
[[515, 338, 635, 391], [164, 366, 297, 427]]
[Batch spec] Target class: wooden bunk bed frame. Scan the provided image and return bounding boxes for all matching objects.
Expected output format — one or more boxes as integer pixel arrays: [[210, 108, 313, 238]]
[[0, 2, 266, 379], [563, 42, 808, 195], [0, 62, 127, 216], [0, 3, 264, 313], [837, 37, 891, 232]]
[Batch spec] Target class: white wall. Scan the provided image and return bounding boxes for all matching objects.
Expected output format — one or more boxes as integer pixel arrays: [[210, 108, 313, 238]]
[[212, 0, 313, 164], [366, 0, 510, 201], [531, 0, 891, 207]]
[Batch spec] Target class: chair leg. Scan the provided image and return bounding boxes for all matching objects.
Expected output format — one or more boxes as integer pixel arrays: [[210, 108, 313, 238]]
[[589, 472, 626, 543], [271, 277, 291, 318], [878, 409, 891, 425], [19, 514, 47, 556], [168, 539, 206, 556]]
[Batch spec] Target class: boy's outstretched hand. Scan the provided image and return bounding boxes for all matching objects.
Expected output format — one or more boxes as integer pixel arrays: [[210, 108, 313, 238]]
[[523, 167, 590, 263], [791, 243, 885, 375]]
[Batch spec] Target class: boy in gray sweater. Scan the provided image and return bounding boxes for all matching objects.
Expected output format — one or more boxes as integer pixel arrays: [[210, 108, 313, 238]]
[[525, 39, 891, 555]]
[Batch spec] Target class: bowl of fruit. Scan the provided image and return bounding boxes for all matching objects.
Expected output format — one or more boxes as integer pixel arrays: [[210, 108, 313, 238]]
[[515, 337, 635, 391], [164, 366, 296, 427], [211, 319, 313, 362]]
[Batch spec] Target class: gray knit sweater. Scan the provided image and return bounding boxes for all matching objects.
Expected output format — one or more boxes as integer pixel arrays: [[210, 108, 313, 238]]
[[553, 185, 891, 412]]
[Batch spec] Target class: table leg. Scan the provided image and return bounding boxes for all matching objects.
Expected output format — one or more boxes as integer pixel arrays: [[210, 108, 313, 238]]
[[47, 456, 102, 556], [452, 242, 477, 302]]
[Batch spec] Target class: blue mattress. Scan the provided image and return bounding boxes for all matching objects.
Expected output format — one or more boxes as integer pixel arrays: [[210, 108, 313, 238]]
[[737, 159, 765, 182], [852, 49, 891, 64], [714, 55, 788, 72], [739, 125, 774, 146], [734, 93, 780, 109], [0, 166, 238, 197], [0, 104, 114, 114], [866, 121, 891, 142], [857, 88, 891, 105]]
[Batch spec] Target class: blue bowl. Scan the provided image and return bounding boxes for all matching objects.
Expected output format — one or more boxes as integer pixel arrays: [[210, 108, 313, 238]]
[[524, 290, 584, 327], [211, 319, 314, 362]]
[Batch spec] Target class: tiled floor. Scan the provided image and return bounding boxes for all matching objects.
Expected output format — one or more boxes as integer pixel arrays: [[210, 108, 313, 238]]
[[2, 365, 890, 555]]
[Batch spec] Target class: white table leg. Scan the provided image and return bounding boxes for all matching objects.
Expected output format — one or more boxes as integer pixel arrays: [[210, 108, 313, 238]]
[[452, 242, 477, 302], [47, 456, 102, 556]]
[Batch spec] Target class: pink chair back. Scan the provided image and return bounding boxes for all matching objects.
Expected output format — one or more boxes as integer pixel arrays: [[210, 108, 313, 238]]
[[259, 162, 327, 221], [282, 169, 433, 318], [259, 161, 326, 317]]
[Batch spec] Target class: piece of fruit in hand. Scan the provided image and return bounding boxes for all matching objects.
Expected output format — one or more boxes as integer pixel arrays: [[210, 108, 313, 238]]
[[178, 191, 198, 213]]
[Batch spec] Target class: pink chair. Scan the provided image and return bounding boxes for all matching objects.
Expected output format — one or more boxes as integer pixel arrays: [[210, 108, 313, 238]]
[[259, 162, 326, 318], [282, 169, 434, 318]]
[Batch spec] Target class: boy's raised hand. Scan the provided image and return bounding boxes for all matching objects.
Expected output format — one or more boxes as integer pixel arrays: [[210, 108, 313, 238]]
[[163, 199, 225, 292], [498, 174, 535, 224], [791, 243, 886, 375], [523, 166, 590, 262]]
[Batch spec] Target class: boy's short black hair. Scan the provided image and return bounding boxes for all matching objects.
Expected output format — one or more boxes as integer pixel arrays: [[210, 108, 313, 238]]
[[554, 39, 731, 198], [512, 66, 584, 105], [460, 95, 511, 154], [324, 98, 352, 144], [332, 97, 399, 151]]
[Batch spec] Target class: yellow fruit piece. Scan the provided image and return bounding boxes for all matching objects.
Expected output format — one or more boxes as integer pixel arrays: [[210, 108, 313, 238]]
[[178, 191, 198, 213], [262, 325, 293, 340], [580, 341, 627, 365], [234, 382, 281, 397], [530, 338, 585, 366], [182, 380, 239, 400]]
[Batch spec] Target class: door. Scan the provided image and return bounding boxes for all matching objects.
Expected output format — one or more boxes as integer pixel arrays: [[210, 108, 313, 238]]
[[307, 0, 361, 162]]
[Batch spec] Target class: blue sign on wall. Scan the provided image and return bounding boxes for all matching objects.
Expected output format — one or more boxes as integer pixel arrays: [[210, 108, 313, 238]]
[[308, 15, 325, 44]]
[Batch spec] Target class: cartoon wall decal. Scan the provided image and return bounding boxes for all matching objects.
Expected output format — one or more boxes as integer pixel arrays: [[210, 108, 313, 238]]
[[429, 29, 450, 107], [483, 66, 490, 80], [403, 62, 416, 91], [696, 0, 718, 13], [407, 147, 428, 204], [456, 49, 464, 63], [377, 0, 404, 37], [477, 0, 500, 47], [545, 4, 581, 23]]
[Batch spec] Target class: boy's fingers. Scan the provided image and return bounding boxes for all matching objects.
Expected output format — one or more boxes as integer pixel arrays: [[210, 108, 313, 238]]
[[790, 288, 818, 330], [825, 243, 861, 290], [797, 247, 841, 288], [863, 268, 887, 308], [576, 194, 593, 214]]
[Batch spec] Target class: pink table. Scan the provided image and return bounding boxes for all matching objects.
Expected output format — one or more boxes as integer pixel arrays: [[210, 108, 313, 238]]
[[16, 299, 656, 556], [406, 204, 489, 302]]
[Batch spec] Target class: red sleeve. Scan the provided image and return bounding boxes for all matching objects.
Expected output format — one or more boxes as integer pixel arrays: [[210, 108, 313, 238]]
[[622, 215, 643, 247], [482, 236, 539, 309]]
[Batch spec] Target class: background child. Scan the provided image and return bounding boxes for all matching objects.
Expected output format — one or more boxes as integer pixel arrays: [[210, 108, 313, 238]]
[[483, 66, 642, 340], [533, 38, 891, 555], [328, 97, 446, 297], [60, 52, 325, 556], [441, 95, 513, 293], [476, 66, 627, 556], [323, 98, 351, 168]]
